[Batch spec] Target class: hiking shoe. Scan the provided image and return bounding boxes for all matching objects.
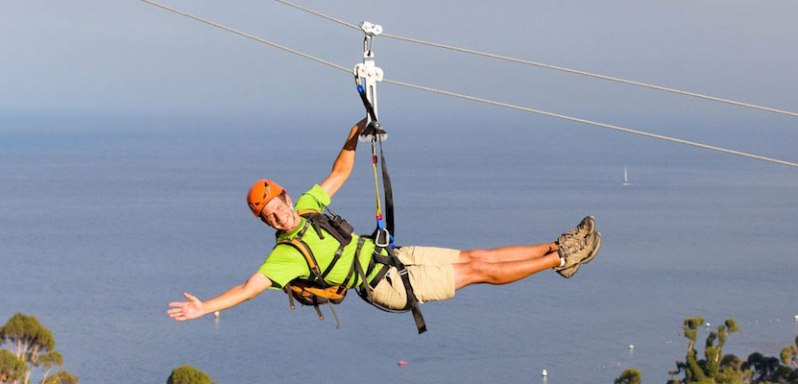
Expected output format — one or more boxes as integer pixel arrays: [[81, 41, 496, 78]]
[[554, 231, 602, 279], [556, 216, 596, 245]]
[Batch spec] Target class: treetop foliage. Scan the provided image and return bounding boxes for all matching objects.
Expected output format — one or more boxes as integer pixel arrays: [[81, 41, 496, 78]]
[[167, 365, 218, 384], [0, 349, 28, 384], [617, 316, 798, 384], [0, 313, 77, 384]]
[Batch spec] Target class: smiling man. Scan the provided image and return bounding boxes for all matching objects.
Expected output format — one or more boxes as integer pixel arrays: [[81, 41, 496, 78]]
[[167, 117, 601, 326]]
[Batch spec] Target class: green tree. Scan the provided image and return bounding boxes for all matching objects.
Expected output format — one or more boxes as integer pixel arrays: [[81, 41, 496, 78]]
[[36, 352, 63, 384], [167, 365, 217, 384], [40, 370, 78, 384], [614, 368, 642, 384], [667, 317, 748, 384], [0, 314, 55, 363], [0, 314, 77, 384], [0, 350, 28, 384], [744, 351, 798, 383], [619, 317, 798, 384], [780, 335, 798, 368]]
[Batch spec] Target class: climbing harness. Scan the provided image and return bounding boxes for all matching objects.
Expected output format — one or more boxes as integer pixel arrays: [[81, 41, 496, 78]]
[[353, 22, 427, 334], [279, 208, 354, 329], [278, 205, 426, 334]]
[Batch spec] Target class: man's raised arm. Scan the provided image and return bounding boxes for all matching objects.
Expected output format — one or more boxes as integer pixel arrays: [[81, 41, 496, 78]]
[[319, 117, 368, 198]]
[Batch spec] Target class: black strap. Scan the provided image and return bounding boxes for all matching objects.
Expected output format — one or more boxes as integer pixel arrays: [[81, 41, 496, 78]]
[[382, 246, 426, 334], [353, 251, 373, 302], [368, 263, 390, 288], [356, 86, 394, 237], [320, 246, 344, 279], [342, 237, 367, 289], [297, 220, 311, 239], [357, 84, 378, 122]]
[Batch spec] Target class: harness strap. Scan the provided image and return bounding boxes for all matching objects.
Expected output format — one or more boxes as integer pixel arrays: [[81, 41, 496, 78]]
[[283, 238, 323, 284], [364, 251, 384, 283], [367, 260, 390, 288], [327, 301, 341, 330], [320, 245, 344, 279], [341, 236, 367, 289], [356, 85, 395, 241], [292, 209, 353, 281], [286, 285, 296, 310], [371, 252, 393, 266], [297, 220, 311, 240], [357, 84, 378, 122], [279, 239, 342, 328], [359, 243, 426, 334], [381, 245, 426, 334], [312, 299, 324, 320], [353, 250, 374, 302]]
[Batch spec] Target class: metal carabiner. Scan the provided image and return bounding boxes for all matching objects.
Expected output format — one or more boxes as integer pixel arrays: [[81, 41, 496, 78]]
[[374, 227, 391, 248], [362, 36, 371, 56]]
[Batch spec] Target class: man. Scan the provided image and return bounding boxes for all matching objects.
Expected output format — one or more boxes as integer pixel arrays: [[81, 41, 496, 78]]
[[167, 118, 601, 322]]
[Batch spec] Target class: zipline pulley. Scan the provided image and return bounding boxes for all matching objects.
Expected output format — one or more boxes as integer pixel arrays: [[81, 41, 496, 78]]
[[354, 21, 386, 142]]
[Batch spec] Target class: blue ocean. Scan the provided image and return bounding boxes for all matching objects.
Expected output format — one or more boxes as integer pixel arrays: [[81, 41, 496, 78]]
[[1, 112, 796, 383]]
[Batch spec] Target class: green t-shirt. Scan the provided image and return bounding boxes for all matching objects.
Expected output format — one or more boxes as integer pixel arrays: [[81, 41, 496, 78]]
[[257, 184, 379, 289]]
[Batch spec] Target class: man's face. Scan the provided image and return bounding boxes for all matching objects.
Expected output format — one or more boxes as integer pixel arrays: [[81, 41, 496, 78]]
[[259, 195, 299, 232]]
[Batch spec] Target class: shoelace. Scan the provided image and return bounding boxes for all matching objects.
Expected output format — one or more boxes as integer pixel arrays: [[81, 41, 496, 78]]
[[560, 236, 588, 254]]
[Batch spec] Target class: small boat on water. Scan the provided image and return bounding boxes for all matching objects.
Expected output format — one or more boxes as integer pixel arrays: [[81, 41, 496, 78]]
[[623, 166, 631, 186]]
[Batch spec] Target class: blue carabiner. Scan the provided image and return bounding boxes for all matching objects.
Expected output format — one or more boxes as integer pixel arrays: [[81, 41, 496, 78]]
[[374, 216, 395, 248]]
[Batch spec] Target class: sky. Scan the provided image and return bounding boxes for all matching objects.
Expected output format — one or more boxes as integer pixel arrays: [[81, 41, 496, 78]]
[[1, 1, 797, 156]]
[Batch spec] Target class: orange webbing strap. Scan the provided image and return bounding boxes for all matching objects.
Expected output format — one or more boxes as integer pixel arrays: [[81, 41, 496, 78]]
[[279, 238, 342, 328], [282, 238, 322, 282]]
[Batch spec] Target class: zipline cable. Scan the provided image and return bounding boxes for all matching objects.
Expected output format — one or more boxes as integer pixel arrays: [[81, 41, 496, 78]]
[[382, 78, 798, 168], [274, 0, 798, 118], [139, 0, 798, 169], [140, 0, 350, 74]]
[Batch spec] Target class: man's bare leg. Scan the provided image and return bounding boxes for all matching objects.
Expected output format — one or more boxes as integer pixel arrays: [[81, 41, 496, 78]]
[[456, 243, 558, 264], [453, 249, 560, 289]]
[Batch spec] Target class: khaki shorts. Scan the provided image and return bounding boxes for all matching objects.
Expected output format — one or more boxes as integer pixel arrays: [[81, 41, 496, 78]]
[[370, 246, 460, 310]]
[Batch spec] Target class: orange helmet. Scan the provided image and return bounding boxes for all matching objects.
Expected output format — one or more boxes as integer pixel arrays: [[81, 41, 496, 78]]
[[247, 179, 285, 217]]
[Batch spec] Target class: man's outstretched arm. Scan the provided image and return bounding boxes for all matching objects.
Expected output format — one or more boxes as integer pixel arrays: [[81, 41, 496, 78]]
[[319, 118, 368, 199], [167, 272, 272, 321]]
